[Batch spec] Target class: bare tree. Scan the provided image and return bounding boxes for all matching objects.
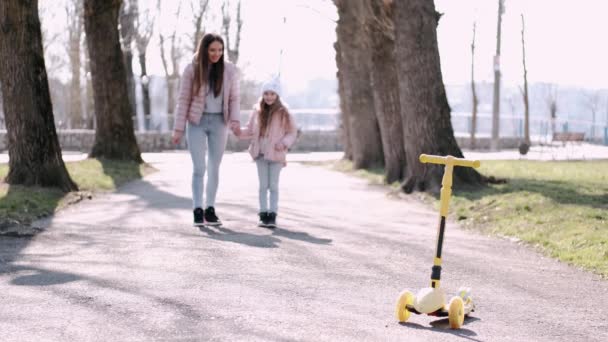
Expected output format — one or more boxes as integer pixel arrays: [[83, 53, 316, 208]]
[[470, 21, 479, 150], [158, 0, 183, 122], [222, 0, 243, 64], [519, 13, 530, 154], [190, 0, 210, 52], [583, 90, 601, 140], [84, 0, 142, 161], [0, 88, 4, 129], [333, 0, 384, 169], [366, 0, 406, 183], [605, 95, 608, 127], [491, 0, 505, 150], [82, 39, 95, 129], [119, 0, 137, 117], [334, 41, 352, 160], [66, 0, 85, 129], [39, 3, 65, 77], [544, 84, 558, 137], [0, 0, 77, 191], [393, 0, 482, 192], [134, 1, 156, 121]]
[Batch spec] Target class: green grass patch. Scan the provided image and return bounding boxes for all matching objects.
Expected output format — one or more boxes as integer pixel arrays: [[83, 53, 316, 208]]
[[452, 160, 608, 277], [317, 158, 608, 277], [0, 159, 155, 225]]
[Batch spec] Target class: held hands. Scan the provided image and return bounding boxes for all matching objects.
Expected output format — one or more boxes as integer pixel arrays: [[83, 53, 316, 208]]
[[274, 142, 287, 152], [172, 130, 184, 145], [229, 120, 241, 136]]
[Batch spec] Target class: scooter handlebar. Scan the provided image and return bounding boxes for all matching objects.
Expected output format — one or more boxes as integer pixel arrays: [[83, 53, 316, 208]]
[[419, 154, 480, 168]]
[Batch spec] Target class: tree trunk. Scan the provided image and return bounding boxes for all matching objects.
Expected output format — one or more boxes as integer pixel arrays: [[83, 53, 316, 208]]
[[0, 89, 4, 129], [521, 14, 530, 146], [119, 0, 137, 118], [69, 46, 83, 128], [393, 0, 482, 193], [367, 0, 406, 183], [83, 43, 96, 130], [134, 1, 155, 122], [138, 53, 151, 119], [0, 0, 78, 192], [191, 1, 208, 52], [84, 0, 142, 162], [158, 1, 182, 131], [548, 86, 557, 136], [123, 49, 137, 116], [334, 0, 383, 169], [334, 41, 352, 161], [167, 75, 178, 117], [222, 0, 242, 64], [67, 0, 84, 129], [470, 22, 478, 150], [491, 0, 504, 151]]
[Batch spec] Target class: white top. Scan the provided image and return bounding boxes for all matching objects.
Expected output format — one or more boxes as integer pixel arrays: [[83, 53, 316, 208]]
[[203, 85, 224, 113]]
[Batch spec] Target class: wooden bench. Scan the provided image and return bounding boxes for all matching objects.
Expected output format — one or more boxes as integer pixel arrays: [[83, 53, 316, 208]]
[[552, 132, 585, 146]]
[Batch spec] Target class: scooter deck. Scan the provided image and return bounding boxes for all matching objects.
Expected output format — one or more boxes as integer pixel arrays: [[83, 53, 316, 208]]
[[406, 303, 475, 317]]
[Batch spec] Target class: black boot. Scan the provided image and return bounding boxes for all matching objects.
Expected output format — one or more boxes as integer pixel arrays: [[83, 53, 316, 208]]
[[193, 207, 204, 226], [266, 212, 277, 228], [204, 206, 222, 226], [258, 212, 269, 227]]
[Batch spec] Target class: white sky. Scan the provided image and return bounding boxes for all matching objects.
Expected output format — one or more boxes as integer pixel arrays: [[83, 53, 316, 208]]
[[41, 0, 608, 91], [145, 0, 338, 93], [435, 0, 608, 89], [216, 0, 608, 90]]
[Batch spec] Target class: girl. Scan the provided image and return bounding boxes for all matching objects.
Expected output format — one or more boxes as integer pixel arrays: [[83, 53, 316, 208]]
[[172, 33, 241, 226], [238, 77, 298, 228]]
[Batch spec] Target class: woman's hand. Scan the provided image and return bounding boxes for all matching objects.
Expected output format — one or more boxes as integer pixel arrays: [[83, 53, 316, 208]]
[[274, 142, 287, 151], [229, 120, 241, 136], [172, 130, 184, 145]]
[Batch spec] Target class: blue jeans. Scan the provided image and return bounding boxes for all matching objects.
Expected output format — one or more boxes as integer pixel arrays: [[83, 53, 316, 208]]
[[255, 157, 283, 213], [186, 114, 228, 209]]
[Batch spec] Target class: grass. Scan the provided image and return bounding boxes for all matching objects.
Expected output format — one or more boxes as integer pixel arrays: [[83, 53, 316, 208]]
[[0, 159, 155, 225], [319, 159, 608, 277]]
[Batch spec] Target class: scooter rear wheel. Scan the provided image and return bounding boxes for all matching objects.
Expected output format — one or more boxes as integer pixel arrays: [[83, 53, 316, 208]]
[[448, 296, 465, 329], [395, 290, 415, 322]]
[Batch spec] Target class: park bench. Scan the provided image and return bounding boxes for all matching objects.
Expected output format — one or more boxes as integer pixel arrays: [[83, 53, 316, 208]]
[[552, 132, 585, 146], [539, 131, 587, 160]]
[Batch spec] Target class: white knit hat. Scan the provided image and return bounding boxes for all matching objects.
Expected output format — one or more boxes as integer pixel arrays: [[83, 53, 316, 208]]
[[261, 75, 282, 98]]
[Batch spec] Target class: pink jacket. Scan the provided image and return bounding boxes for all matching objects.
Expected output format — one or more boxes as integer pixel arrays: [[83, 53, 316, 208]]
[[239, 106, 298, 165], [173, 61, 240, 132]]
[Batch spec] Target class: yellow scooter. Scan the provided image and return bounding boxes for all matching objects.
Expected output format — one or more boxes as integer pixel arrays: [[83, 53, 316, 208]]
[[395, 154, 480, 329]]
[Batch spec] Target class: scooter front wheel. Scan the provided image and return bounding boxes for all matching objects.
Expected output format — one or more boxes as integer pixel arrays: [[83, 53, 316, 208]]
[[395, 290, 415, 322], [448, 296, 465, 329]]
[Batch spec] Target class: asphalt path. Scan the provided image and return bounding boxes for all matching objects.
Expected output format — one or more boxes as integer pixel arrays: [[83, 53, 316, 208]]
[[1, 152, 606, 341]]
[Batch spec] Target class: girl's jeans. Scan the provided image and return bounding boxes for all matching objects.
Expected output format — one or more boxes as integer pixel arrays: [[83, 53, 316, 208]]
[[186, 114, 228, 209], [255, 157, 283, 213]]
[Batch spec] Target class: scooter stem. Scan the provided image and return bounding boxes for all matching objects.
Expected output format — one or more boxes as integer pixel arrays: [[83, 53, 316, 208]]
[[419, 154, 480, 289]]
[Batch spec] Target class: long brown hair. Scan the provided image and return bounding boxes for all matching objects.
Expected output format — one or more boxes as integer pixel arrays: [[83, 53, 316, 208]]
[[192, 33, 224, 97], [257, 97, 293, 137]]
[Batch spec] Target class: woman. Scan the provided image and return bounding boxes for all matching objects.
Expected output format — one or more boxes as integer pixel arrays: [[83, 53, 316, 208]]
[[172, 33, 240, 226]]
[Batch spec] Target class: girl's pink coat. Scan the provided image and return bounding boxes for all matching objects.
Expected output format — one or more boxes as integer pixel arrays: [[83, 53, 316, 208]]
[[239, 106, 298, 165]]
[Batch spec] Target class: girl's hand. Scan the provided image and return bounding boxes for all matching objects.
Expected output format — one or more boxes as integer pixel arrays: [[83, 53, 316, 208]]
[[172, 130, 184, 145], [274, 142, 287, 151]]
